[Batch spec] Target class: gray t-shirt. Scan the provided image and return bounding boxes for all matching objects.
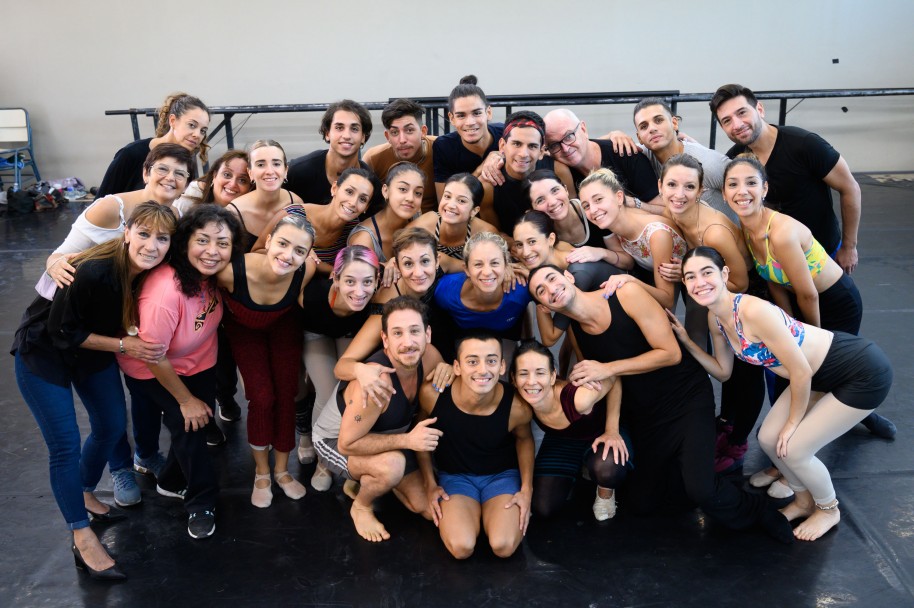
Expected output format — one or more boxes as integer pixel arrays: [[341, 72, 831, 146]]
[[644, 141, 737, 222]]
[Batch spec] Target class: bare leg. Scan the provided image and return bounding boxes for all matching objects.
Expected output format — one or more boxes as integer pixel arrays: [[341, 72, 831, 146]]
[[438, 495, 482, 559], [482, 493, 525, 558], [779, 489, 815, 522], [347, 452, 405, 542], [394, 470, 433, 521]]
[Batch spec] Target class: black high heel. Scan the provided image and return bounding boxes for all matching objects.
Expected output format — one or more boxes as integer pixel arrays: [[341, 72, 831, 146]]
[[87, 505, 128, 525], [72, 544, 127, 581]]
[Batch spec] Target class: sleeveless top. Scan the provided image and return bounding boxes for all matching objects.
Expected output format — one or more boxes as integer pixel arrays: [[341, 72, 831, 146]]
[[571, 294, 711, 431], [223, 253, 306, 330], [283, 204, 359, 266], [432, 382, 518, 475], [434, 213, 473, 260], [532, 383, 607, 442], [745, 212, 828, 288], [312, 350, 424, 442], [348, 215, 388, 263], [715, 293, 806, 368], [619, 222, 688, 271], [228, 190, 295, 253]]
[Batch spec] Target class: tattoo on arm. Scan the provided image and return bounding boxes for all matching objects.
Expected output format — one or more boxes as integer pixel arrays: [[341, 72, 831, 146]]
[[354, 414, 362, 423]]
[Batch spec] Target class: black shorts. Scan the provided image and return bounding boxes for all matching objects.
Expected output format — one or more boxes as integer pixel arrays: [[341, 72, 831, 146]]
[[811, 331, 893, 409]]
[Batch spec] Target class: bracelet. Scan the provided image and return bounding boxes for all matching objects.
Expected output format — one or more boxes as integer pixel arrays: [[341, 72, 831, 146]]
[[119, 339, 126, 354], [816, 499, 839, 511]]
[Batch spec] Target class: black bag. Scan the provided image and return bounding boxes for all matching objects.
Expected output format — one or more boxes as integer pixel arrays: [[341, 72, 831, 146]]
[[5, 188, 34, 214]]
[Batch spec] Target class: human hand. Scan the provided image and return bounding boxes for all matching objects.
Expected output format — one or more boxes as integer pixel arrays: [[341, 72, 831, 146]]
[[665, 308, 688, 342], [478, 152, 506, 186], [835, 244, 858, 275], [569, 360, 611, 386], [179, 396, 213, 432], [592, 431, 628, 465], [565, 246, 605, 264], [600, 274, 636, 299], [381, 259, 400, 288], [121, 336, 167, 364], [505, 489, 532, 534], [355, 363, 397, 408], [47, 254, 77, 289], [428, 485, 449, 526], [406, 417, 443, 452], [777, 420, 799, 459], [606, 130, 637, 156], [658, 257, 682, 282], [426, 363, 454, 393]]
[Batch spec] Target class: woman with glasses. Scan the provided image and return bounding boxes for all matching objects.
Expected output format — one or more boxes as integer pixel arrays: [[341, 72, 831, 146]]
[[41, 143, 193, 508], [96, 93, 210, 198]]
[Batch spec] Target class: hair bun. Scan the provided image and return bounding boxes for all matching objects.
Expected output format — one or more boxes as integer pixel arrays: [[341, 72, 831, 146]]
[[459, 75, 478, 86]]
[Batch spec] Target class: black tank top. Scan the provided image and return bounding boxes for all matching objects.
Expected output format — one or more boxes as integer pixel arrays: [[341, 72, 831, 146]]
[[335, 351, 423, 433], [432, 381, 517, 475], [228, 254, 305, 311], [572, 294, 711, 431]]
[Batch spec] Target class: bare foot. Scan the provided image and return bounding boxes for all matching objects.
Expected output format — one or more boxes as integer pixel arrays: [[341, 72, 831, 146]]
[[779, 499, 815, 522], [343, 480, 360, 500], [73, 530, 115, 571], [350, 502, 391, 542], [794, 506, 840, 541]]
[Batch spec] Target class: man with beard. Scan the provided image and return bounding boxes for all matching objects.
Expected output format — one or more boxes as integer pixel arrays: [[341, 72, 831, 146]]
[[312, 296, 443, 542]]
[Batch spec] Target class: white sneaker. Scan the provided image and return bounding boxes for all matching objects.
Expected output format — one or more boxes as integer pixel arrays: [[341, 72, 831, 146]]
[[298, 433, 316, 465], [592, 489, 617, 521], [310, 461, 333, 492], [767, 478, 795, 499]]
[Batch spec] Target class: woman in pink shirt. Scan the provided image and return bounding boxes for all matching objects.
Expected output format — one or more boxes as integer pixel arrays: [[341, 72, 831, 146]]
[[118, 205, 242, 540]]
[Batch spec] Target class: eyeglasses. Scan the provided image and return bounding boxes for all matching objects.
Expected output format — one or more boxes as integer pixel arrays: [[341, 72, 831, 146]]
[[545, 122, 582, 155], [152, 164, 190, 181]]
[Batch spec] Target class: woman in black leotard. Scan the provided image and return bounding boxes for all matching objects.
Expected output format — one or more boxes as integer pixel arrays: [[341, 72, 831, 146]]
[[226, 140, 304, 252]]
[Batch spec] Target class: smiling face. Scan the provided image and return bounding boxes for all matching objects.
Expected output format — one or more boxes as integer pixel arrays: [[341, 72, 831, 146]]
[[124, 222, 171, 274], [249, 146, 287, 193], [634, 104, 679, 152], [144, 156, 190, 204], [395, 241, 438, 295], [438, 181, 476, 225], [715, 96, 766, 146], [723, 163, 768, 219], [579, 182, 624, 230], [682, 255, 729, 307], [328, 110, 366, 159], [500, 127, 543, 179], [169, 108, 210, 152], [529, 267, 575, 310], [382, 170, 425, 220], [661, 164, 702, 217], [544, 114, 588, 168], [381, 308, 430, 370], [211, 158, 252, 206], [465, 240, 506, 294], [385, 115, 426, 162], [454, 338, 505, 396], [512, 350, 556, 408], [448, 96, 492, 146], [187, 221, 233, 276], [528, 177, 571, 221], [331, 175, 373, 222], [264, 224, 313, 276], [333, 259, 377, 311], [513, 221, 555, 269]]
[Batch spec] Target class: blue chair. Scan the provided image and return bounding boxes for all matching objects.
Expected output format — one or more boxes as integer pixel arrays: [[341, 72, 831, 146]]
[[0, 108, 42, 192]]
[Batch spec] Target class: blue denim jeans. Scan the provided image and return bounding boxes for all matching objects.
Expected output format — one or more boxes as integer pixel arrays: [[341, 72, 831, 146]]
[[15, 352, 127, 530], [107, 380, 163, 471]]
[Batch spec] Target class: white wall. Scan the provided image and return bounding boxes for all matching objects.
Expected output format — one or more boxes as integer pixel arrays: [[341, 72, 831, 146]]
[[2, 0, 913, 186]]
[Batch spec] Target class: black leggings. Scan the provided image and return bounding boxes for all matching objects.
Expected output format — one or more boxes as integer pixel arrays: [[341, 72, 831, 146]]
[[532, 432, 634, 518], [719, 357, 767, 444], [623, 398, 765, 530]]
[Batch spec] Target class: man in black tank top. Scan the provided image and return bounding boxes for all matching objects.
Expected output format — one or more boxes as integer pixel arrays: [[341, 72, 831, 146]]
[[312, 297, 445, 542], [417, 331, 534, 559]]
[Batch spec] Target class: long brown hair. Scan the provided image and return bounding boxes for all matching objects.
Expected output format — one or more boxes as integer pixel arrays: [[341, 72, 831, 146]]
[[154, 92, 211, 164], [70, 202, 177, 330]]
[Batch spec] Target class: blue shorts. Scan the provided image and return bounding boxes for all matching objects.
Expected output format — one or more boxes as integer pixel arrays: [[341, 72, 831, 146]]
[[438, 469, 520, 503]]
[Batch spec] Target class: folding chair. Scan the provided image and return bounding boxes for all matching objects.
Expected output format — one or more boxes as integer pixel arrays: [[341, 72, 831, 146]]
[[0, 108, 42, 192]]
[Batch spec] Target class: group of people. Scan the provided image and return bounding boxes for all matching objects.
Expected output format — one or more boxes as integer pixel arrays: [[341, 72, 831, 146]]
[[12, 78, 896, 581]]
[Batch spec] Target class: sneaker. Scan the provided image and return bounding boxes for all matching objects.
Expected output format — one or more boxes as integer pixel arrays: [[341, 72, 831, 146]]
[[133, 452, 167, 480], [218, 397, 241, 423], [592, 489, 617, 521], [860, 412, 897, 440], [187, 510, 215, 539], [205, 420, 226, 447], [111, 468, 141, 507], [297, 433, 316, 465], [156, 484, 187, 500]]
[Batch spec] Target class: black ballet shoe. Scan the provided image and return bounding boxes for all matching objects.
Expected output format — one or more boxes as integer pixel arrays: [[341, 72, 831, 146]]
[[87, 505, 128, 525], [758, 508, 795, 545], [860, 412, 896, 440], [72, 545, 127, 581]]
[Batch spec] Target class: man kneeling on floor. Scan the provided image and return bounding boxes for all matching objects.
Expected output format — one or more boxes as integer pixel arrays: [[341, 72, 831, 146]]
[[418, 331, 534, 559], [313, 296, 443, 541]]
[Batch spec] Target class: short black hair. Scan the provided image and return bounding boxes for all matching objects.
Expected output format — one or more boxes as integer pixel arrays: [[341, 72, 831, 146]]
[[381, 295, 429, 333], [709, 84, 758, 120], [320, 99, 373, 141], [454, 329, 501, 359], [382, 98, 425, 130]]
